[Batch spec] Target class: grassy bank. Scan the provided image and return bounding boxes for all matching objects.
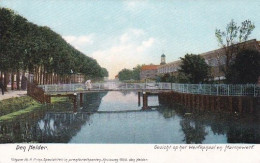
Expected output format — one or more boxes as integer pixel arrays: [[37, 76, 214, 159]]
[[0, 96, 70, 122]]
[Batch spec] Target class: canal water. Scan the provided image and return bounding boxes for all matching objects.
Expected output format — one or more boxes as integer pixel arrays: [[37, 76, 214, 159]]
[[0, 91, 259, 143]]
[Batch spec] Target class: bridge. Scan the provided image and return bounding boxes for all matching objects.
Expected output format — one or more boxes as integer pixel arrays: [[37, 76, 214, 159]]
[[38, 82, 259, 96], [27, 82, 259, 112], [39, 82, 172, 94]]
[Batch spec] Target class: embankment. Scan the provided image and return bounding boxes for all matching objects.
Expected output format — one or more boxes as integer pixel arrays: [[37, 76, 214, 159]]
[[0, 96, 71, 122], [158, 91, 259, 114]]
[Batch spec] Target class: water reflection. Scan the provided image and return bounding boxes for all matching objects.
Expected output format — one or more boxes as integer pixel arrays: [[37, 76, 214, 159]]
[[180, 118, 207, 144], [0, 91, 259, 143], [82, 92, 108, 112], [158, 104, 259, 144]]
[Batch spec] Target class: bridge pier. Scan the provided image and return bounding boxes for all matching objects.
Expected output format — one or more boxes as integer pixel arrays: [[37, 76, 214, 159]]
[[80, 93, 83, 107], [138, 92, 141, 106], [73, 93, 77, 113], [142, 92, 149, 110]]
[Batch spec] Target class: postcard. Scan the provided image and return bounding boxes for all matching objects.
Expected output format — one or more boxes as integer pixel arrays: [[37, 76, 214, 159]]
[[0, 0, 259, 162]]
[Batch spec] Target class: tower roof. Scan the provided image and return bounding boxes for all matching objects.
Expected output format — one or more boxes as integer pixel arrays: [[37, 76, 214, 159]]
[[161, 54, 165, 57]]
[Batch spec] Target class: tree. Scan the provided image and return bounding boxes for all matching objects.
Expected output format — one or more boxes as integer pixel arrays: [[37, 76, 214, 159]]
[[117, 65, 143, 81], [132, 65, 142, 80], [215, 19, 255, 71], [179, 54, 211, 84], [118, 69, 133, 81], [101, 68, 109, 77], [226, 49, 260, 84], [0, 7, 107, 86], [176, 72, 190, 83]]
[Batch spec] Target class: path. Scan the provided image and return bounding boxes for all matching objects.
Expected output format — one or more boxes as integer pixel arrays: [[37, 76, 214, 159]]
[[0, 90, 27, 101]]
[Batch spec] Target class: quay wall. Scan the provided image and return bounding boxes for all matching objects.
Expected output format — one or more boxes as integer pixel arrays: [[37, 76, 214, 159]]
[[158, 91, 259, 114]]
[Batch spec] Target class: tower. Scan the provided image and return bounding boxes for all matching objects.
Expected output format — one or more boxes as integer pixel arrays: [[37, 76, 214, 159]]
[[160, 54, 166, 65]]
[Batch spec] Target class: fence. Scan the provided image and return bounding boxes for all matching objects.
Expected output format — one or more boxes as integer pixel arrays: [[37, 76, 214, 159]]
[[170, 83, 259, 97], [27, 82, 50, 103], [39, 82, 260, 97]]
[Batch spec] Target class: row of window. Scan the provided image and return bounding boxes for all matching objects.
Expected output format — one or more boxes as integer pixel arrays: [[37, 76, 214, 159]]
[[158, 66, 179, 74], [205, 56, 226, 66], [158, 56, 227, 74]]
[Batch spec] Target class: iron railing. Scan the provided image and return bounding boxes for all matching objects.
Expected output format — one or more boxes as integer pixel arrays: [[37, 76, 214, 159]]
[[39, 82, 260, 97]]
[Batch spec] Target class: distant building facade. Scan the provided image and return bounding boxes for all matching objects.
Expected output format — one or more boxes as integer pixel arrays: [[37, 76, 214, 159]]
[[115, 74, 119, 81], [157, 39, 260, 81], [140, 65, 159, 80]]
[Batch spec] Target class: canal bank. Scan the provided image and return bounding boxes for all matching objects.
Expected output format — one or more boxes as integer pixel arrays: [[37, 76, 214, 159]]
[[0, 96, 71, 122], [0, 91, 259, 143], [158, 91, 260, 114]]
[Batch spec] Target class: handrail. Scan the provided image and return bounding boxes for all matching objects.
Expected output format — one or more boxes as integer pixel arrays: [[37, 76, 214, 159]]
[[38, 82, 260, 97]]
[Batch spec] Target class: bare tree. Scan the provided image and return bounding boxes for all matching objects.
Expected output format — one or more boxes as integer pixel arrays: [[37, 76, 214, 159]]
[[215, 19, 255, 73]]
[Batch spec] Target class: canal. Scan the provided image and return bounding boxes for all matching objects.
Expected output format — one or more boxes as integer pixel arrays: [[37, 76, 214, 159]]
[[0, 91, 259, 143]]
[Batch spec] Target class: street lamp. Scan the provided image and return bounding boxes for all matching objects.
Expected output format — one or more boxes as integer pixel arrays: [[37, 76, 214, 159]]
[[70, 69, 73, 84], [217, 54, 221, 84]]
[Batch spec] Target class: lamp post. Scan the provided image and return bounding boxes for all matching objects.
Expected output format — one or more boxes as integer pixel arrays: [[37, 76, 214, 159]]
[[70, 69, 73, 84], [145, 75, 148, 89], [217, 53, 221, 84]]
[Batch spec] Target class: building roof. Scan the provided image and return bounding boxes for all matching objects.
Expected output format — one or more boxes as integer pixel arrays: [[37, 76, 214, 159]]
[[161, 54, 166, 57], [200, 39, 259, 57], [158, 39, 260, 68], [141, 65, 159, 71], [158, 60, 181, 68]]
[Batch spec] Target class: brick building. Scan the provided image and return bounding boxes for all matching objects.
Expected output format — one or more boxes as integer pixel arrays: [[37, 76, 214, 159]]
[[140, 65, 159, 80], [157, 39, 260, 81]]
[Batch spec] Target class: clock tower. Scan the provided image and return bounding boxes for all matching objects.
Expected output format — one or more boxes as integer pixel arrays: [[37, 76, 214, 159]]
[[160, 54, 166, 65]]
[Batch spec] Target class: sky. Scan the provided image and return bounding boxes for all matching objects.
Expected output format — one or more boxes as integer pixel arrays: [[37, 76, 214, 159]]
[[1, 0, 260, 79]]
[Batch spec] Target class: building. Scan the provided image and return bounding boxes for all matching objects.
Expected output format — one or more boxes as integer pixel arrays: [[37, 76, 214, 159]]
[[140, 65, 159, 80], [115, 74, 119, 81], [158, 60, 181, 75], [157, 39, 260, 80], [160, 54, 166, 65]]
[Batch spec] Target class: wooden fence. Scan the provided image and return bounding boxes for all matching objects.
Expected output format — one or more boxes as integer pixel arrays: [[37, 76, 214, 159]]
[[27, 82, 50, 104]]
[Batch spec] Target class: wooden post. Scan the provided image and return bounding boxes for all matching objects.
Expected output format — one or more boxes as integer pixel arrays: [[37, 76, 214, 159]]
[[138, 92, 141, 106], [205, 95, 209, 111], [198, 95, 202, 110], [80, 93, 83, 107], [211, 96, 215, 111], [192, 94, 196, 109], [184, 94, 186, 106], [249, 97, 254, 113], [142, 92, 148, 109], [228, 96, 233, 113], [238, 97, 243, 113], [217, 97, 221, 111], [201, 95, 205, 111], [73, 94, 77, 112], [187, 94, 190, 108]]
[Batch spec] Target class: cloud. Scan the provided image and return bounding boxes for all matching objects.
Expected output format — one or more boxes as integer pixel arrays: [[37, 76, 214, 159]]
[[62, 29, 160, 79], [63, 34, 95, 50], [137, 37, 155, 52], [90, 29, 158, 79], [124, 0, 148, 12], [120, 29, 144, 43]]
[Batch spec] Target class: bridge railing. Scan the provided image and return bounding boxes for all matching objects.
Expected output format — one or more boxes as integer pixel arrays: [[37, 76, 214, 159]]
[[171, 83, 259, 97], [39, 82, 259, 97]]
